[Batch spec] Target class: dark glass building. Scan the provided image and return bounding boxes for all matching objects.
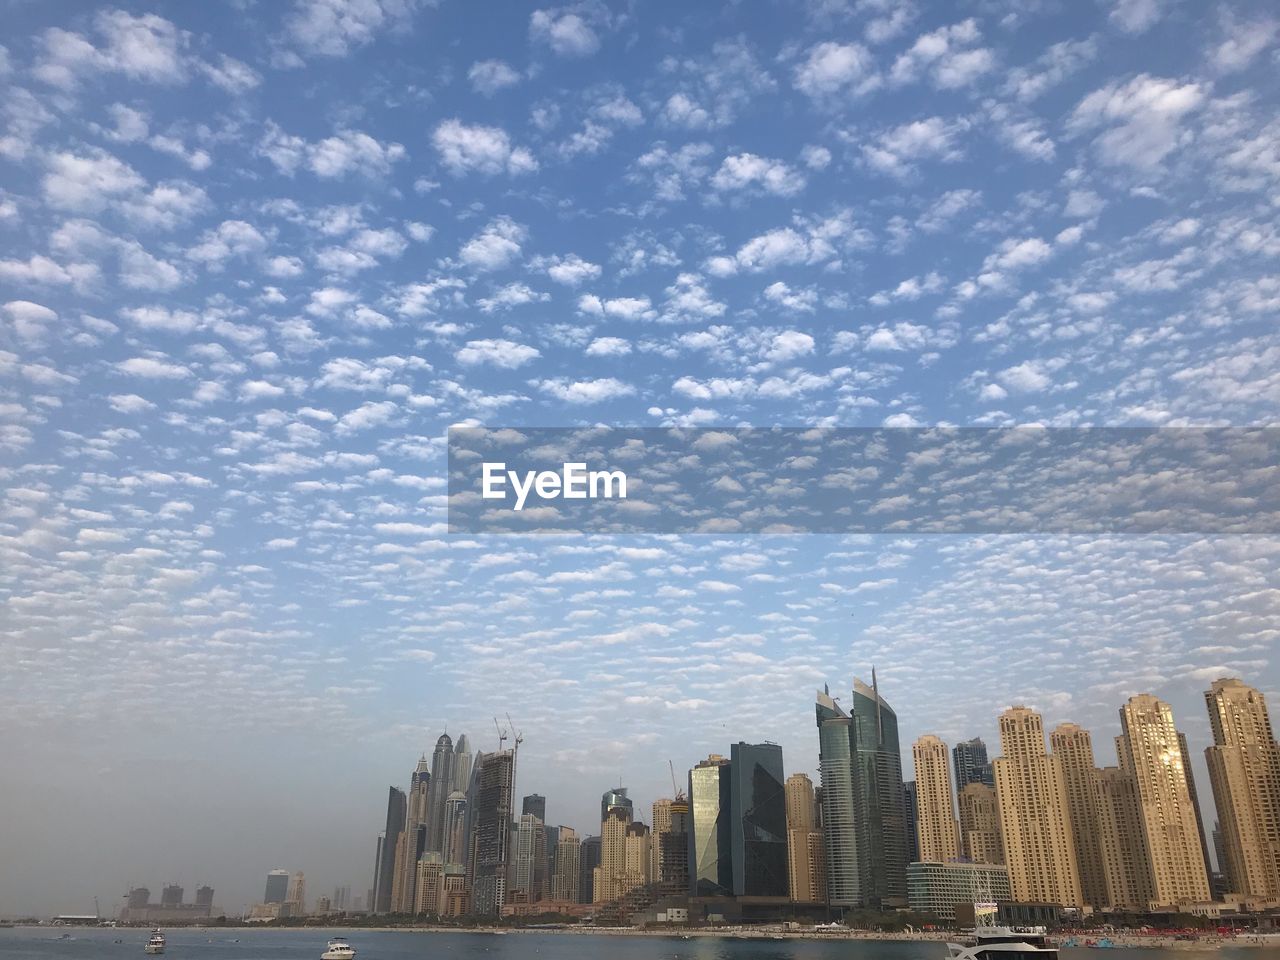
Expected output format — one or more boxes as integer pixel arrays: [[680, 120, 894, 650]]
[[689, 754, 733, 896], [903, 780, 920, 863], [523, 793, 547, 821], [469, 749, 515, 915], [952, 738, 994, 790], [815, 673, 909, 908], [578, 835, 602, 903], [729, 741, 789, 897]]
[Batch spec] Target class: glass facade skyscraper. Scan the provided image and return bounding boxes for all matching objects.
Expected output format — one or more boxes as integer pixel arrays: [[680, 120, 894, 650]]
[[689, 754, 733, 896], [953, 737, 994, 790], [729, 741, 788, 897], [468, 749, 515, 915], [600, 787, 632, 823], [815, 674, 909, 908]]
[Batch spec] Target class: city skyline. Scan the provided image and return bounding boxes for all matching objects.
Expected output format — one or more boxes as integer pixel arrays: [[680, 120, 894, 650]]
[[3, 0, 1279, 921]]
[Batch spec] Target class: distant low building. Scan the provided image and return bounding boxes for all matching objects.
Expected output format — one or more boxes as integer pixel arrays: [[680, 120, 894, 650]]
[[907, 861, 1012, 921]]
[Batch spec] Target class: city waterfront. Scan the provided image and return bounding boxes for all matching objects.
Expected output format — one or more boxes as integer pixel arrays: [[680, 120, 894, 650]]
[[4, 929, 1280, 960]]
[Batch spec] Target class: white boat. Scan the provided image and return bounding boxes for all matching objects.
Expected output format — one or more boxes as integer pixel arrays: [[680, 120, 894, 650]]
[[144, 931, 166, 955], [321, 937, 356, 960], [946, 925, 1058, 960]]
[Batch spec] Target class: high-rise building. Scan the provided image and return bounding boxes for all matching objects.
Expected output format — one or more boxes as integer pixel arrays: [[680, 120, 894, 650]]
[[903, 781, 920, 863], [425, 734, 454, 854], [785, 772, 826, 904], [623, 822, 652, 894], [815, 675, 909, 909], [953, 738, 994, 790], [596, 804, 633, 902], [689, 754, 733, 897], [1204, 678, 1280, 899], [578, 836, 601, 904], [469, 748, 515, 915], [993, 706, 1082, 908], [660, 797, 690, 891], [512, 813, 546, 902], [414, 853, 444, 916], [913, 735, 959, 863], [958, 783, 1003, 865], [452, 734, 472, 794], [195, 886, 214, 909], [815, 689, 858, 906], [600, 787, 633, 824], [395, 756, 431, 912], [522, 794, 546, 822], [554, 827, 581, 903], [161, 885, 183, 907], [1094, 764, 1152, 911], [286, 871, 306, 916], [372, 787, 406, 913], [1050, 723, 1108, 909], [1178, 731, 1214, 891], [651, 798, 672, 885], [331, 886, 349, 911], [442, 792, 468, 866], [1118, 694, 1210, 907], [264, 869, 290, 905], [729, 741, 788, 897]]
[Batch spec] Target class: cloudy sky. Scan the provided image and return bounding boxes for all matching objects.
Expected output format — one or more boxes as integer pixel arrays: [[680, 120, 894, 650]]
[[2, 0, 1279, 917]]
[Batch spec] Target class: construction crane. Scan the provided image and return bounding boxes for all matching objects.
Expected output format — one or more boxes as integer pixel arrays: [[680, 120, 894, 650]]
[[669, 759, 686, 801], [493, 716, 508, 749]]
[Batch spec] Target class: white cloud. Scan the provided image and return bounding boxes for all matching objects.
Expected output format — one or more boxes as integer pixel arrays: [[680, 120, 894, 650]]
[[285, 0, 423, 57], [42, 149, 144, 212], [457, 217, 528, 271], [862, 117, 966, 178], [1107, 0, 1165, 34], [469, 59, 522, 95], [794, 41, 879, 99], [116, 356, 191, 379], [4, 300, 58, 345], [537, 377, 635, 403], [765, 330, 816, 362], [259, 123, 406, 178], [998, 361, 1052, 393], [335, 400, 400, 434], [1068, 74, 1206, 169], [431, 119, 537, 176], [710, 153, 806, 196], [529, 9, 600, 57], [889, 20, 994, 89], [456, 339, 542, 368], [585, 337, 631, 357], [120, 306, 200, 333], [533, 254, 601, 286]]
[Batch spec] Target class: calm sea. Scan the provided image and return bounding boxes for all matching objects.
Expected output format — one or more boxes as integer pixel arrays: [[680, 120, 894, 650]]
[[2, 928, 1276, 960]]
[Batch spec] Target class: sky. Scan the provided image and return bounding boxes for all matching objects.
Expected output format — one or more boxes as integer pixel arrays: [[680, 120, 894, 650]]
[[1, 0, 1279, 919]]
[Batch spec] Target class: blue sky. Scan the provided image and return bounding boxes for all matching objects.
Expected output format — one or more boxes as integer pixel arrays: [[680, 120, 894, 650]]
[[2, 0, 1279, 916]]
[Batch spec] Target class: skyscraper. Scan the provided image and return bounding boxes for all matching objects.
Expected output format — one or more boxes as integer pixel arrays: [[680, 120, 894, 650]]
[[1094, 764, 1153, 910], [815, 689, 858, 906], [578, 836, 601, 904], [554, 827, 581, 903], [1050, 723, 1108, 909], [993, 706, 1082, 907], [785, 772, 826, 904], [903, 781, 919, 863], [850, 674, 909, 907], [265, 869, 290, 904], [394, 756, 431, 912], [1204, 678, 1280, 899], [600, 787, 632, 824], [659, 797, 690, 891], [913, 735, 959, 863], [468, 748, 515, 915], [953, 738, 994, 790], [452, 734, 472, 794], [958, 783, 1003, 864], [815, 675, 908, 908], [442, 791, 468, 867], [597, 804, 632, 902], [522, 793, 546, 821], [729, 741, 788, 897], [689, 754, 733, 896], [425, 734, 454, 854], [372, 783, 406, 914], [1178, 731, 1214, 892], [1118, 694, 1210, 906], [513, 812, 546, 902]]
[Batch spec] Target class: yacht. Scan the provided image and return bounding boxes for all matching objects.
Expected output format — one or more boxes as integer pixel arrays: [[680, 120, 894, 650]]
[[144, 930, 166, 955], [946, 925, 1058, 960], [321, 938, 356, 960]]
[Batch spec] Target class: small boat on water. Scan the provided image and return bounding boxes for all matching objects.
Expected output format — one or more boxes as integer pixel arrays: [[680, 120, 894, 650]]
[[321, 937, 356, 960], [946, 925, 1058, 960], [144, 930, 166, 955]]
